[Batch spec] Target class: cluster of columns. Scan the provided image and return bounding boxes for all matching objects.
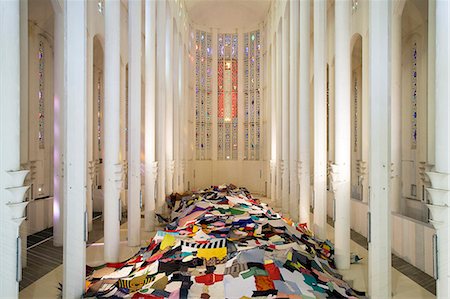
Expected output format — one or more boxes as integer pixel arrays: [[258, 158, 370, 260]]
[[0, 0, 189, 297], [102, 0, 189, 262], [269, 0, 352, 268], [268, 0, 450, 297]]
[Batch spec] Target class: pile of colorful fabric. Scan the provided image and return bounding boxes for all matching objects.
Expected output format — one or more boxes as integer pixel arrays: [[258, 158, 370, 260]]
[[85, 185, 365, 298]]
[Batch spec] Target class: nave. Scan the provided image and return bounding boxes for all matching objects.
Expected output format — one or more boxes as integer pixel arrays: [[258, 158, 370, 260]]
[[1, 0, 449, 298]]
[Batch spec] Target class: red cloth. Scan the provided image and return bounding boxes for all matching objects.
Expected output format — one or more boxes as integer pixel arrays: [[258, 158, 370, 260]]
[[264, 263, 281, 280], [255, 275, 275, 291], [106, 262, 126, 268], [146, 253, 163, 263], [194, 273, 224, 285]]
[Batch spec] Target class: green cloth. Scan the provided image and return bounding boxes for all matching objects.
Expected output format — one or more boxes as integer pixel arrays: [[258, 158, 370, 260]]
[[241, 267, 268, 279], [229, 207, 246, 215]]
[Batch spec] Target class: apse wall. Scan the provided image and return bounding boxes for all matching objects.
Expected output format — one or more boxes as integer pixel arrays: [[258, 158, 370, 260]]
[[186, 23, 269, 194]]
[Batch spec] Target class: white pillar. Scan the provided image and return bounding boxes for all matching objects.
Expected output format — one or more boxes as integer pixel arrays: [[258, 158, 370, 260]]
[[20, 0, 29, 268], [0, 1, 27, 296], [276, 29, 282, 209], [178, 40, 185, 192], [127, 0, 142, 246], [63, 0, 87, 297], [104, 0, 121, 262], [427, 0, 436, 165], [212, 29, 218, 162], [144, 0, 157, 231], [390, 2, 405, 214], [368, 0, 391, 297], [156, 0, 167, 212], [333, 0, 351, 270], [281, 13, 290, 216], [299, 0, 311, 226], [165, 10, 174, 195], [270, 39, 277, 203], [425, 1, 450, 298], [313, 0, 328, 239], [86, 33, 94, 233], [289, 0, 299, 221], [173, 32, 180, 193], [53, 8, 64, 247]]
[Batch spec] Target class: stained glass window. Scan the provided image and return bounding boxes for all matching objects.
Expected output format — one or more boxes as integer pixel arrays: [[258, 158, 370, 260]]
[[411, 42, 417, 149], [195, 30, 212, 160], [97, 71, 102, 155], [218, 33, 238, 160], [243, 30, 261, 160], [38, 40, 45, 149], [353, 74, 358, 152]]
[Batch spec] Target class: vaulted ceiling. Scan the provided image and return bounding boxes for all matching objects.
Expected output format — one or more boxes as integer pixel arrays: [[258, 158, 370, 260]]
[[185, 0, 271, 31]]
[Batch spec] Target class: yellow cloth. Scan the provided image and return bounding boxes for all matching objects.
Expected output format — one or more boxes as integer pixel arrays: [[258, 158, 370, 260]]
[[160, 234, 176, 250], [197, 247, 227, 260]]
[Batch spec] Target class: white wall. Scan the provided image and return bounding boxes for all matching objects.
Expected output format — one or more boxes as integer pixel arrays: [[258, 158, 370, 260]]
[[327, 193, 436, 277], [187, 22, 268, 194]]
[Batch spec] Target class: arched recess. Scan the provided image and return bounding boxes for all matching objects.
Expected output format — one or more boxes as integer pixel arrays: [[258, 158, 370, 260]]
[[350, 33, 363, 201], [400, 0, 428, 221], [92, 34, 105, 215], [24, 0, 55, 237]]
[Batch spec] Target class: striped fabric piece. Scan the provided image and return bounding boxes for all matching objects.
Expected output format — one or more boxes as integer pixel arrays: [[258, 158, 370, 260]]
[[181, 238, 226, 249]]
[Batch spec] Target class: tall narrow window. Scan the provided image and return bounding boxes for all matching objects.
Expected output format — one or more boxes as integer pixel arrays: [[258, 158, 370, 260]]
[[411, 42, 417, 149], [38, 39, 45, 149], [353, 74, 358, 152], [195, 30, 212, 160], [218, 33, 238, 160], [97, 71, 102, 156], [243, 30, 261, 160]]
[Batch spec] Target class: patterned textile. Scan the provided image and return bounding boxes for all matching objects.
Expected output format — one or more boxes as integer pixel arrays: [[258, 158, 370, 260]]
[[84, 185, 366, 299]]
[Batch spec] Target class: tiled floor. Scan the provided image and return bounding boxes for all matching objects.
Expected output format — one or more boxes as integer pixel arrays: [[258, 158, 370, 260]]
[[20, 197, 435, 299], [326, 216, 436, 295]]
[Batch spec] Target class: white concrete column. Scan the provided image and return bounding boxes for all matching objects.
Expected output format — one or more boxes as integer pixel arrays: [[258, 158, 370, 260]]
[[313, 0, 328, 239], [281, 12, 290, 216], [165, 8, 174, 195], [390, 2, 405, 214], [104, 0, 121, 262], [298, 0, 311, 226], [19, 0, 29, 179], [212, 29, 218, 161], [333, 0, 351, 270], [238, 29, 245, 161], [53, 8, 64, 247], [86, 33, 94, 233], [270, 39, 277, 203], [178, 40, 185, 192], [427, 0, 436, 165], [173, 32, 180, 193], [368, 0, 392, 297], [144, 0, 157, 231], [19, 0, 29, 268], [156, 0, 167, 212], [127, 0, 142, 246], [0, 0, 28, 296], [289, 0, 299, 221], [63, 0, 87, 297], [425, 1, 450, 298], [276, 28, 282, 209]]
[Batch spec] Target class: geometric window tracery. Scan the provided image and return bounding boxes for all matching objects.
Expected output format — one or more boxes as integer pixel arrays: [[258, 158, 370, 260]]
[[38, 39, 45, 149], [195, 30, 212, 160], [218, 33, 238, 160], [243, 30, 261, 160], [411, 41, 417, 150], [97, 72, 102, 156], [353, 74, 358, 152]]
